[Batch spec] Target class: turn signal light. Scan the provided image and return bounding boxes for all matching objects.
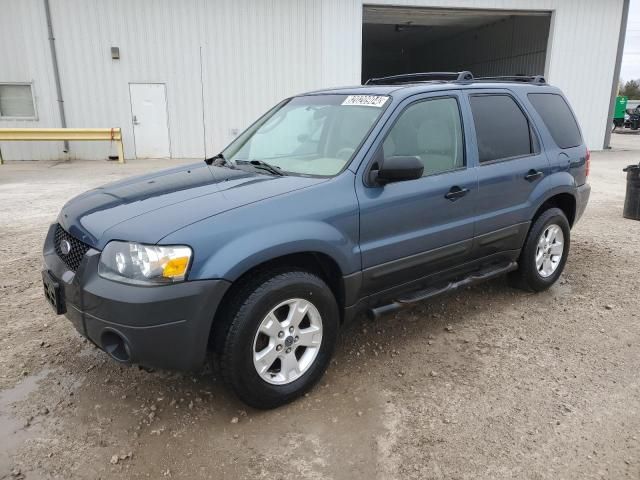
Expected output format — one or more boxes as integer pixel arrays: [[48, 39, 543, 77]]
[[162, 257, 190, 278]]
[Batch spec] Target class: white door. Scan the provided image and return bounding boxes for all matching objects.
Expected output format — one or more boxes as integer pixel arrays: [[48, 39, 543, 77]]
[[129, 83, 170, 158]]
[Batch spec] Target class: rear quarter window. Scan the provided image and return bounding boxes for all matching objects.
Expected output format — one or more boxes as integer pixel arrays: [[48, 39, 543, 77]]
[[528, 93, 582, 149]]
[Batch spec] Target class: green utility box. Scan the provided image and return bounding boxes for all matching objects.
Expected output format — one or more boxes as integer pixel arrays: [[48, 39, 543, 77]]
[[613, 95, 628, 129], [615, 95, 628, 119]]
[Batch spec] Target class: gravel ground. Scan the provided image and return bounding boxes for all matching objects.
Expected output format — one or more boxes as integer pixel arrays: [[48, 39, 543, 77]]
[[1, 133, 639, 479]]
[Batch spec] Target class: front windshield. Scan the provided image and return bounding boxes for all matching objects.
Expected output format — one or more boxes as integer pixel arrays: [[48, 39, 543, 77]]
[[222, 94, 389, 176]]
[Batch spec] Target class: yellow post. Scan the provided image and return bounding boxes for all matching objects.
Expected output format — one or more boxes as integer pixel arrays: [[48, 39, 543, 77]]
[[116, 136, 125, 164]]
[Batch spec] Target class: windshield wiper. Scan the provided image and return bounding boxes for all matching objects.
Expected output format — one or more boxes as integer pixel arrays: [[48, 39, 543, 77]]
[[204, 153, 236, 169], [235, 159, 285, 176]]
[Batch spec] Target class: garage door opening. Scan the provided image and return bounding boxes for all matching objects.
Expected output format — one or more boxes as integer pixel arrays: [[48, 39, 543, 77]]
[[362, 6, 552, 83]]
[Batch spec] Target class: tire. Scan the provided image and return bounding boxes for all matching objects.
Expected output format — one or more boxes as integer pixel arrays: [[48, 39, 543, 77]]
[[510, 207, 571, 292], [219, 269, 339, 409]]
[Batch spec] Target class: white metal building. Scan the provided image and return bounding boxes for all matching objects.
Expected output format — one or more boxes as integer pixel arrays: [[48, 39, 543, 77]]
[[0, 0, 630, 161]]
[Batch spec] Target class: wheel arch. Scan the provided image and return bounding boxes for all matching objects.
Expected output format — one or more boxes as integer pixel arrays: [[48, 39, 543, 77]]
[[208, 251, 348, 353], [532, 191, 577, 227]]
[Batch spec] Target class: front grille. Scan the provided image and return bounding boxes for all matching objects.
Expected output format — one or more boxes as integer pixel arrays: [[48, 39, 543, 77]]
[[54, 224, 91, 272]]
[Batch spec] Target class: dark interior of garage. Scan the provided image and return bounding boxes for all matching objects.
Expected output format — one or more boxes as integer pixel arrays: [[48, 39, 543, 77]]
[[361, 6, 552, 83]]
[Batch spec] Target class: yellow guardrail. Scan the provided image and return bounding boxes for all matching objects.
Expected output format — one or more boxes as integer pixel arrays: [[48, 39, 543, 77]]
[[0, 128, 125, 164]]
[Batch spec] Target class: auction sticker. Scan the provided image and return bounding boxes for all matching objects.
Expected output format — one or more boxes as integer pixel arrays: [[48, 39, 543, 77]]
[[341, 95, 389, 107]]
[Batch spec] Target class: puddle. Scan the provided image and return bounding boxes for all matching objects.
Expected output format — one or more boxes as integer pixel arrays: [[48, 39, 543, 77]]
[[0, 369, 50, 473]]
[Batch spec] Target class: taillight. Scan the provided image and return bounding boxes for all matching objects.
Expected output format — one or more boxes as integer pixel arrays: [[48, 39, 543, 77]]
[[585, 149, 591, 178]]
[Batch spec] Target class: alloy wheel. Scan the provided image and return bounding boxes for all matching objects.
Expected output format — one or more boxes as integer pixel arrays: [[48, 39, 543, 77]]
[[535, 223, 564, 278], [252, 298, 323, 385]]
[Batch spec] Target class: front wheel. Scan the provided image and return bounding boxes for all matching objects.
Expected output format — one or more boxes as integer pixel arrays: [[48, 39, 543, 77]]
[[510, 207, 571, 292], [219, 270, 339, 409]]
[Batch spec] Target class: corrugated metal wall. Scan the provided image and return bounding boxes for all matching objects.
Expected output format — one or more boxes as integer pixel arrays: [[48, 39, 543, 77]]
[[0, 0, 626, 159], [0, 0, 65, 160], [410, 15, 551, 76], [199, 0, 362, 160]]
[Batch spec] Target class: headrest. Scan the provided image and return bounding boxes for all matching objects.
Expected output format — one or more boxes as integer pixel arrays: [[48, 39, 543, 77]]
[[417, 117, 451, 153]]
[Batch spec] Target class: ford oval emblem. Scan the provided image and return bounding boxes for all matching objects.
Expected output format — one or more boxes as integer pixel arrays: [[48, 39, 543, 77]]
[[60, 239, 72, 255]]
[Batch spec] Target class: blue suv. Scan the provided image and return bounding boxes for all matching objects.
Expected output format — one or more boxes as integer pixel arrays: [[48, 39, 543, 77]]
[[42, 72, 590, 408]]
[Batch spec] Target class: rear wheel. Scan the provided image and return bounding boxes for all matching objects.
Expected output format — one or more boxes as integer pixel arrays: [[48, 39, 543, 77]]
[[219, 269, 339, 409], [510, 207, 570, 291]]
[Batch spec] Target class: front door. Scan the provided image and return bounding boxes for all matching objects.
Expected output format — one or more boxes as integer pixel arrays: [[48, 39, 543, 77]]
[[356, 92, 478, 295], [129, 83, 170, 158]]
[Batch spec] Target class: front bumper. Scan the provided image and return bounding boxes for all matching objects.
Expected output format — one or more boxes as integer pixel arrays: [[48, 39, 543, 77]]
[[42, 224, 230, 371]]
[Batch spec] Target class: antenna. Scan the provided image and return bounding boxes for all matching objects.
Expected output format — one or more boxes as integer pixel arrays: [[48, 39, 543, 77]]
[[199, 45, 207, 160]]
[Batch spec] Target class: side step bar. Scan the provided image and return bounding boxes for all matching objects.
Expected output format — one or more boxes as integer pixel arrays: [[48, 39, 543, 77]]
[[367, 261, 518, 320]]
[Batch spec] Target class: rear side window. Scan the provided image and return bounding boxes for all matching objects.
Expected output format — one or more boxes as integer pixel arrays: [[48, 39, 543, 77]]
[[469, 95, 533, 163], [528, 93, 582, 149]]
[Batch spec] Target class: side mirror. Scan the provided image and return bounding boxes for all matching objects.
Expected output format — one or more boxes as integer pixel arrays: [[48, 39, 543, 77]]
[[373, 156, 424, 185]]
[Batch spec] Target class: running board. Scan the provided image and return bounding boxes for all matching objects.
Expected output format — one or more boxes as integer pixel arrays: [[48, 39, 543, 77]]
[[367, 261, 518, 320]]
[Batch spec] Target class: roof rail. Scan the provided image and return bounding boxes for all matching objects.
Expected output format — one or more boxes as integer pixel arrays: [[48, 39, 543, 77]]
[[364, 71, 474, 85], [474, 75, 546, 85]]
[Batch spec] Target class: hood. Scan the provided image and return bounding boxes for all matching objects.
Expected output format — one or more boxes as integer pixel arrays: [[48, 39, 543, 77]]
[[59, 162, 324, 249]]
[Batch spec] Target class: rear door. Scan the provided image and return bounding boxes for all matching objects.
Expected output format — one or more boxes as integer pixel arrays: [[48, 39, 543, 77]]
[[465, 90, 550, 259], [356, 91, 478, 295]]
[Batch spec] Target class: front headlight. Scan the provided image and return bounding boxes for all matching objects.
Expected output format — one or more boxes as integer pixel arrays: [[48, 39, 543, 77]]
[[98, 241, 192, 285]]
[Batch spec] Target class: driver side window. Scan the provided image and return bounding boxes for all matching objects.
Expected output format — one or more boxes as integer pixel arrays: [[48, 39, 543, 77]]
[[383, 97, 464, 177]]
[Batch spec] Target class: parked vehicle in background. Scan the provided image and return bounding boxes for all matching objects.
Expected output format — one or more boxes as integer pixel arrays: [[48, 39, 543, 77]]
[[42, 72, 590, 408], [624, 107, 640, 131]]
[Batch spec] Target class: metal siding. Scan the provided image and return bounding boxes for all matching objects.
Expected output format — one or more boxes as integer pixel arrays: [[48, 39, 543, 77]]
[[0, 0, 625, 160], [201, 0, 329, 156], [50, 0, 206, 160], [414, 15, 550, 76], [0, 0, 64, 160]]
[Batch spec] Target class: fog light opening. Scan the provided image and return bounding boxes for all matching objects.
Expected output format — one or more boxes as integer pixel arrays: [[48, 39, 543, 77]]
[[101, 331, 131, 363]]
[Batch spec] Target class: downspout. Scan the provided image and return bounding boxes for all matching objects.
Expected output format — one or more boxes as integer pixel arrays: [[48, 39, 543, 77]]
[[44, 0, 69, 153], [604, 0, 630, 149]]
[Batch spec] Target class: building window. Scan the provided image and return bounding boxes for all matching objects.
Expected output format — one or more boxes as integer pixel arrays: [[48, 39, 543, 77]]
[[0, 84, 36, 119]]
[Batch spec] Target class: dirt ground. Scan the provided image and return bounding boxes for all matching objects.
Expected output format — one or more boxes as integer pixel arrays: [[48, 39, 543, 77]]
[[1, 132, 639, 480]]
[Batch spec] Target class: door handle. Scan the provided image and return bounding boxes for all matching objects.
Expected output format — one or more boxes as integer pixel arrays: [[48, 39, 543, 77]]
[[132, 115, 139, 125], [444, 186, 470, 201], [524, 169, 544, 182]]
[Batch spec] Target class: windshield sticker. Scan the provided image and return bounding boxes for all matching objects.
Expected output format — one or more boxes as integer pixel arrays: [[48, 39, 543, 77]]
[[341, 95, 388, 107]]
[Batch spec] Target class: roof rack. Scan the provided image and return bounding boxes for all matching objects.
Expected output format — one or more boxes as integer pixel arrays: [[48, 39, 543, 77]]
[[474, 75, 546, 84], [364, 71, 474, 85]]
